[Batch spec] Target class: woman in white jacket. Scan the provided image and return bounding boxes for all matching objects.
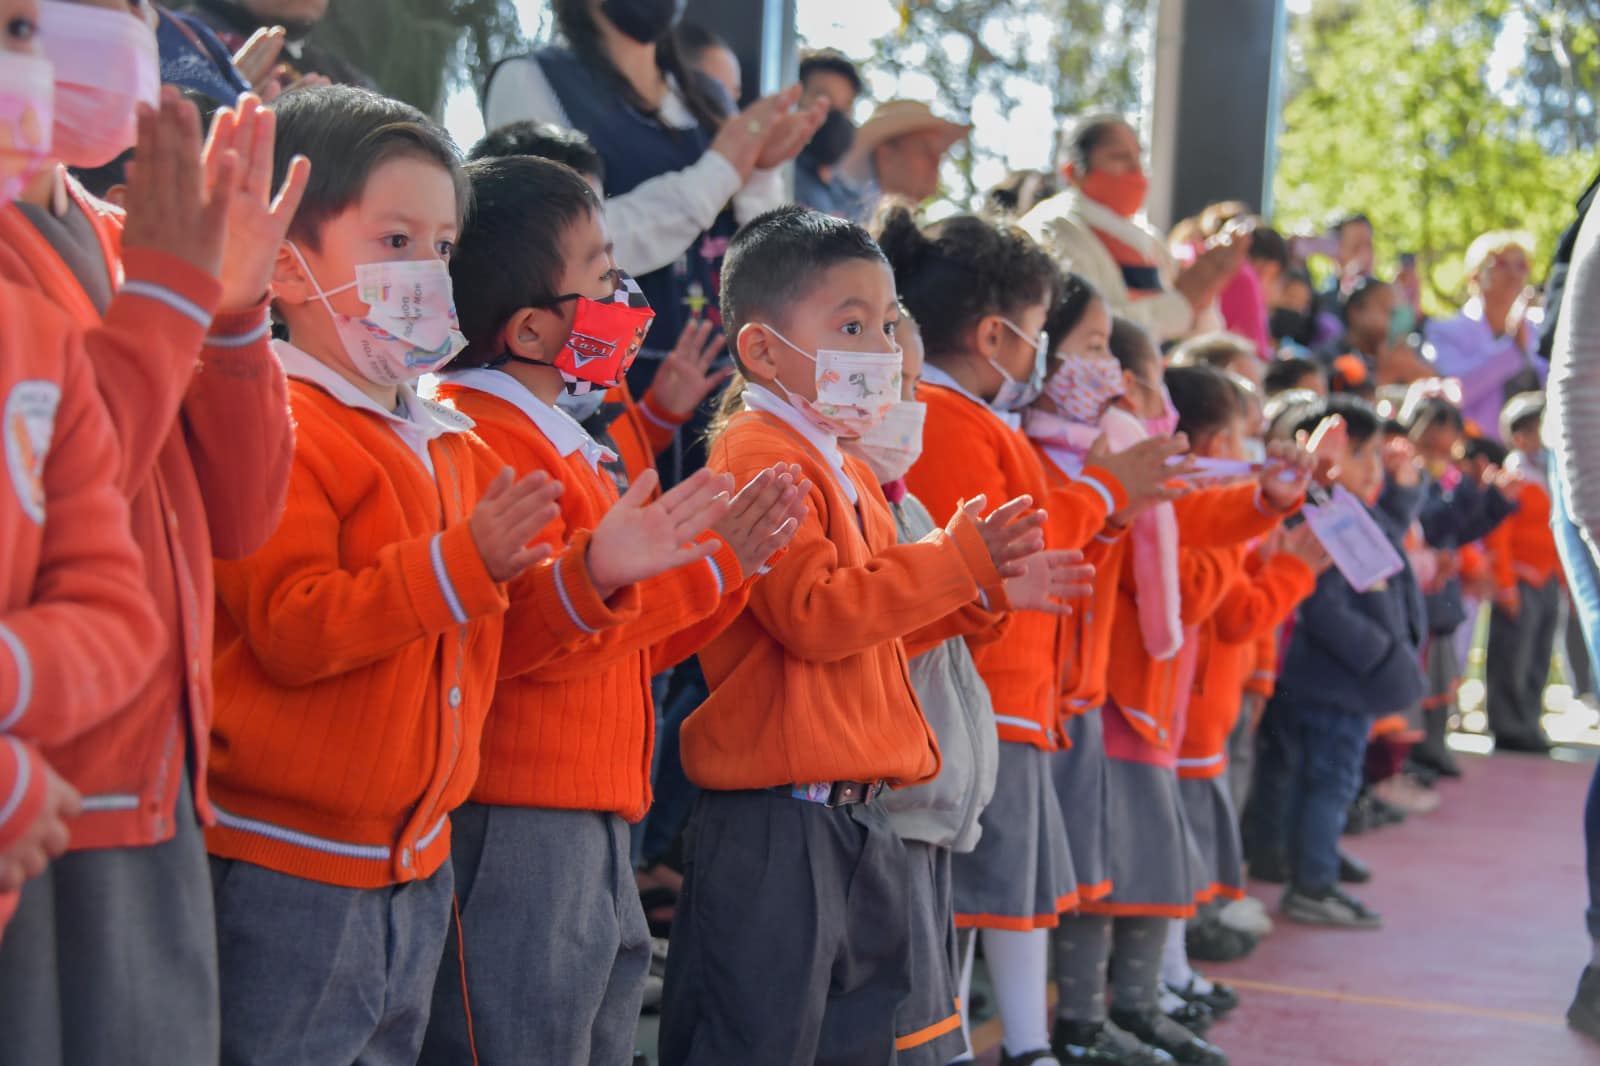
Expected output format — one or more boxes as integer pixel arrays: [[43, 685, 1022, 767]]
[[1019, 114, 1242, 346]]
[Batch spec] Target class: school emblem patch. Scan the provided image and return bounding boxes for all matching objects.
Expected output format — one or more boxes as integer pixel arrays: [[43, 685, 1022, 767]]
[[4, 381, 60, 525]]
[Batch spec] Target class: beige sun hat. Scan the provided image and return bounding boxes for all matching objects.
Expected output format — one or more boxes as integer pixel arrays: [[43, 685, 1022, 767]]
[[851, 100, 971, 160]]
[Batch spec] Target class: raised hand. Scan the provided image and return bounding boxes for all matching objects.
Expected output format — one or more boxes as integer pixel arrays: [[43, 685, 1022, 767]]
[[753, 97, 828, 170], [710, 463, 811, 577], [647, 317, 732, 420], [0, 763, 80, 893], [120, 87, 235, 280], [1280, 522, 1333, 574], [469, 468, 564, 583], [1302, 413, 1347, 486], [1382, 436, 1421, 488], [1090, 433, 1194, 522], [231, 26, 287, 96], [1260, 439, 1316, 510], [963, 494, 1048, 579], [1004, 548, 1095, 616], [203, 95, 311, 312], [587, 468, 736, 598]]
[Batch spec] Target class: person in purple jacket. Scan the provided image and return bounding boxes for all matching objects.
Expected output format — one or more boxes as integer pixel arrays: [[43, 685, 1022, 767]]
[[1424, 231, 1546, 440]]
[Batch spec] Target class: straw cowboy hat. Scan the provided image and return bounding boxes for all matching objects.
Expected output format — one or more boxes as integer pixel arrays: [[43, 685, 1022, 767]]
[[849, 100, 971, 161]]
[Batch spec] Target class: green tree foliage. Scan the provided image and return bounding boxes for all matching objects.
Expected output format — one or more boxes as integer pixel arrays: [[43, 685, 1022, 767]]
[[1274, 0, 1598, 310], [308, 0, 530, 116], [860, 0, 1152, 207]]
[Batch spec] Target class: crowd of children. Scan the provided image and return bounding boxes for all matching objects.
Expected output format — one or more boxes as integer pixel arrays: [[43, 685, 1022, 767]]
[[0, 3, 1588, 1066]]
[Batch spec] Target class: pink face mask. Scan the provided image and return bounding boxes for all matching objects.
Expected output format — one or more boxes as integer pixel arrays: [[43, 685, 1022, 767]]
[[1045, 352, 1124, 426], [1143, 381, 1180, 438], [0, 53, 54, 203]]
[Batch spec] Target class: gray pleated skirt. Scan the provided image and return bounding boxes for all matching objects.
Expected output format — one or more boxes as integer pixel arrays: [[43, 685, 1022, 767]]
[[1177, 774, 1246, 901], [1050, 707, 1113, 902], [952, 740, 1078, 929], [1081, 754, 1209, 917]]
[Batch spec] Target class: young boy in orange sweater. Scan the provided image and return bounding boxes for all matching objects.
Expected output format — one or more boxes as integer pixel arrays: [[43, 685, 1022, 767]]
[[1485, 391, 1564, 752], [0, 9, 300, 1059], [206, 87, 737, 1065], [419, 155, 806, 1065], [659, 206, 1053, 1066]]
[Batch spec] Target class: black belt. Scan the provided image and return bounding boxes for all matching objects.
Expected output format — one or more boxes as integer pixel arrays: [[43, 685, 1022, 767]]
[[771, 779, 885, 808]]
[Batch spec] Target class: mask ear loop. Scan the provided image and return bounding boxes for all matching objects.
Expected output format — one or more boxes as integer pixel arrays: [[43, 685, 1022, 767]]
[[285, 242, 358, 323]]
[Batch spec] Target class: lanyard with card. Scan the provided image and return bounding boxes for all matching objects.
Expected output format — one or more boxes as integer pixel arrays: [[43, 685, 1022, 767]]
[[1302, 484, 1404, 592]]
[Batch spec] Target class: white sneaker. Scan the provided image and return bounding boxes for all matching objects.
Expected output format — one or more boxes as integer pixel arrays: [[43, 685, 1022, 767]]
[[1373, 773, 1441, 815], [1218, 895, 1274, 938]]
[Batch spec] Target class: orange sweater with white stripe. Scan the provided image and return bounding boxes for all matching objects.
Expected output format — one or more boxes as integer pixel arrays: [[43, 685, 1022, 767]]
[[686, 409, 1007, 790], [1104, 485, 1297, 752], [436, 381, 746, 821], [208, 377, 622, 888], [1485, 478, 1562, 590], [907, 382, 1127, 748], [1177, 546, 1315, 778], [0, 176, 293, 849], [0, 283, 164, 932]]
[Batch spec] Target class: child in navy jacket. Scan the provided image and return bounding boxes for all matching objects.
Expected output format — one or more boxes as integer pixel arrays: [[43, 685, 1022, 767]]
[[1263, 395, 1427, 930]]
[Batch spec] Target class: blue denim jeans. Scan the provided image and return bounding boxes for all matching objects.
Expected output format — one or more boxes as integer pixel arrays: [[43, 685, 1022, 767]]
[[1548, 452, 1600, 941], [1251, 696, 1372, 892]]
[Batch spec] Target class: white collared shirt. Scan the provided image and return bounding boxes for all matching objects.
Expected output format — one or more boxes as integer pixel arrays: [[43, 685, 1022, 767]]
[[741, 382, 858, 504], [920, 363, 1021, 430], [433, 368, 617, 473], [275, 341, 472, 476]]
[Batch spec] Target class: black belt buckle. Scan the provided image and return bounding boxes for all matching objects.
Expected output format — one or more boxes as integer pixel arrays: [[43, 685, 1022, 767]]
[[826, 779, 884, 807]]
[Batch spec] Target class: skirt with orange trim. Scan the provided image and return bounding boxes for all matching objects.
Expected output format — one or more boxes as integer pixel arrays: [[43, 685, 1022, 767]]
[[1049, 707, 1114, 903], [1079, 755, 1210, 919], [893, 841, 965, 1065], [953, 740, 1078, 930], [1177, 775, 1246, 903]]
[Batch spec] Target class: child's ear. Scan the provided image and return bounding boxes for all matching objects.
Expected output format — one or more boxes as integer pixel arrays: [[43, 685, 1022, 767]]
[[104, 184, 128, 209], [272, 242, 313, 304], [973, 314, 1006, 362], [736, 323, 779, 383], [503, 307, 550, 360]]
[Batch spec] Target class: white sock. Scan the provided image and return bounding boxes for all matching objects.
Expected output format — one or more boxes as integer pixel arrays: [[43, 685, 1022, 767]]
[[1160, 918, 1195, 990], [982, 927, 1052, 1056], [949, 928, 978, 1063], [1158, 986, 1190, 1013]]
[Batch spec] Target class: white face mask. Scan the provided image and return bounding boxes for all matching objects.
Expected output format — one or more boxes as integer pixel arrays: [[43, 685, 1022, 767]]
[[288, 246, 469, 386], [40, 0, 159, 169], [555, 388, 608, 424], [991, 317, 1048, 412], [763, 324, 902, 438], [845, 399, 927, 484]]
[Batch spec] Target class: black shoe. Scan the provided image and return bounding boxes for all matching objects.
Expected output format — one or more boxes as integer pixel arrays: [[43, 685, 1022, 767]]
[[1184, 918, 1258, 963], [1569, 965, 1600, 1041], [1341, 795, 1374, 836], [1408, 748, 1461, 778], [1281, 885, 1383, 929], [1362, 791, 1407, 827], [1109, 1008, 1229, 1066], [1337, 849, 1372, 884], [1165, 997, 1214, 1035], [1496, 734, 1553, 754], [1169, 976, 1241, 1018], [999, 1048, 1063, 1066], [1247, 851, 1288, 884], [1051, 1017, 1176, 1064]]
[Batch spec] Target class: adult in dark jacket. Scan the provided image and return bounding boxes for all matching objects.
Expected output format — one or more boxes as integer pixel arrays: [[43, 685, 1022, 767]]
[[184, 0, 372, 92]]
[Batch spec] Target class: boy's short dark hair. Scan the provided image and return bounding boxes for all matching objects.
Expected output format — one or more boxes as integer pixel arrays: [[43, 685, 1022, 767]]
[[1166, 363, 1244, 443], [1296, 392, 1381, 446], [71, 148, 134, 200], [1263, 355, 1324, 396], [1248, 225, 1289, 271], [1342, 275, 1390, 322], [468, 121, 605, 183], [720, 205, 886, 354], [1464, 436, 1509, 467], [798, 48, 862, 95], [1501, 391, 1546, 441], [270, 85, 469, 251], [1329, 211, 1371, 237], [449, 156, 600, 369]]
